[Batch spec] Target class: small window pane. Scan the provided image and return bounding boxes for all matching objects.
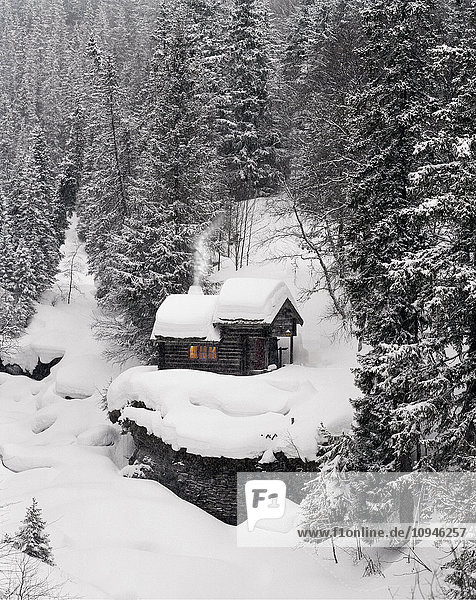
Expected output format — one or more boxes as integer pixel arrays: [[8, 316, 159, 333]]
[[208, 346, 217, 360], [190, 346, 198, 359]]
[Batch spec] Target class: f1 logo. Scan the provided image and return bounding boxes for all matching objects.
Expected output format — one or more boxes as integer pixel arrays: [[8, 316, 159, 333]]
[[245, 480, 287, 531]]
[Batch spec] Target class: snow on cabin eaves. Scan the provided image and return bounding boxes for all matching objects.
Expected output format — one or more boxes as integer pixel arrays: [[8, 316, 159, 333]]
[[150, 294, 220, 340], [213, 278, 299, 325]]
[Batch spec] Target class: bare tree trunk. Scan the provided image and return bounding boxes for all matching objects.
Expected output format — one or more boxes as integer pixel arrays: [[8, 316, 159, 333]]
[[107, 88, 128, 218], [245, 197, 256, 266]]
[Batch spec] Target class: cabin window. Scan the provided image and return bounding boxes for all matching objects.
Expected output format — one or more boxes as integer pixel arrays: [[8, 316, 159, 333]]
[[189, 345, 217, 361]]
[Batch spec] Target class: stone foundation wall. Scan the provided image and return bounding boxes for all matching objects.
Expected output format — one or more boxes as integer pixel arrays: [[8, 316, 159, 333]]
[[125, 420, 317, 525]]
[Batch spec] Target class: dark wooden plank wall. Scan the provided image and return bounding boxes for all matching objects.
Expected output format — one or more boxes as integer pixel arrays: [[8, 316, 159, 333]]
[[271, 300, 298, 337], [214, 328, 244, 374], [220, 325, 271, 374], [162, 340, 223, 373], [156, 325, 275, 375]]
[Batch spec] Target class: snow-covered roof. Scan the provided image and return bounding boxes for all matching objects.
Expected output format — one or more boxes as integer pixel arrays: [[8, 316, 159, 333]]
[[151, 278, 302, 339], [214, 278, 300, 324], [151, 294, 219, 340]]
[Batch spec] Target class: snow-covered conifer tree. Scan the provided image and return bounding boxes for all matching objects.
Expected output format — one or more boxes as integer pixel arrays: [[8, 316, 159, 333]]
[[3, 128, 63, 299], [96, 0, 222, 360], [343, 0, 441, 471], [398, 0, 476, 470], [13, 498, 54, 566], [219, 0, 282, 263], [78, 38, 131, 297], [444, 543, 476, 599]]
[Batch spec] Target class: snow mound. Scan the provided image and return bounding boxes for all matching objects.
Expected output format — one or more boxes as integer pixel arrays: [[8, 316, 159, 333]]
[[31, 407, 58, 433], [214, 277, 299, 323], [77, 424, 120, 447], [0, 373, 41, 403], [108, 366, 353, 460], [53, 354, 113, 399], [35, 382, 65, 410]]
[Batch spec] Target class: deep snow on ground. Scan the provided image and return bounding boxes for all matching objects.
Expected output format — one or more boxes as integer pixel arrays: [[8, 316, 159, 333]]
[[108, 365, 353, 460], [0, 209, 447, 599]]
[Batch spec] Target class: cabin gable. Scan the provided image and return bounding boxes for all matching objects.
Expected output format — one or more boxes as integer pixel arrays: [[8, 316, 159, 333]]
[[270, 299, 303, 337]]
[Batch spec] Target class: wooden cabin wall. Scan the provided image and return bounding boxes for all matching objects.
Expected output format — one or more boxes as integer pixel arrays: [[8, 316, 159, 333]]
[[156, 325, 275, 375], [157, 337, 243, 374], [271, 303, 297, 337], [220, 326, 271, 374], [214, 330, 244, 374], [161, 341, 224, 372]]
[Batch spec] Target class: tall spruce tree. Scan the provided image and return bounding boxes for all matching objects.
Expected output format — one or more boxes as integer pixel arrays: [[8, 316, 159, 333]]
[[344, 0, 441, 471], [1, 128, 63, 315], [96, 0, 222, 360], [221, 0, 280, 200], [398, 0, 476, 470], [219, 0, 282, 264], [78, 38, 131, 298]]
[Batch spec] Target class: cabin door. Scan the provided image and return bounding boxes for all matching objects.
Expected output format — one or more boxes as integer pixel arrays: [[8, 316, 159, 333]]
[[268, 337, 278, 368], [157, 342, 166, 370], [251, 337, 267, 371]]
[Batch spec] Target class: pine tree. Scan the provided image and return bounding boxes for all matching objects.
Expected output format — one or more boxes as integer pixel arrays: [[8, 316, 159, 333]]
[[343, 0, 442, 471], [399, 0, 476, 470], [13, 498, 54, 566], [78, 38, 130, 297], [3, 127, 63, 302], [444, 543, 476, 599], [58, 106, 85, 216], [0, 234, 37, 328], [96, 0, 222, 360], [219, 0, 282, 264]]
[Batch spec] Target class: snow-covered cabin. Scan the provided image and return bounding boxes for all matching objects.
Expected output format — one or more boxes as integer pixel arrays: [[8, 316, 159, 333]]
[[150, 278, 303, 375]]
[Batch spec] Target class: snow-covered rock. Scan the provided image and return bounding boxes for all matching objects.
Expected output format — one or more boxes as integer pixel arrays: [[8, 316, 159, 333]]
[[53, 354, 113, 399], [108, 365, 354, 460]]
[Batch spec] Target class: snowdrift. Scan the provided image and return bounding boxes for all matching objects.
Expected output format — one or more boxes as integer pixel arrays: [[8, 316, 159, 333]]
[[108, 365, 354, 460]]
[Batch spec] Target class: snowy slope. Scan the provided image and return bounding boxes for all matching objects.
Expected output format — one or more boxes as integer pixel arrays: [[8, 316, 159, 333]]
[[0, 368, 446, 600], [0, 210, 445, 599], [0, 217, 124, 385]]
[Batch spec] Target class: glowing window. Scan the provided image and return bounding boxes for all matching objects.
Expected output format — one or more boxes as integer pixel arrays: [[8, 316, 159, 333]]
[[189, 346, 198, 359], [199, 346, 208, 360], [208, 346, 217, 360]]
